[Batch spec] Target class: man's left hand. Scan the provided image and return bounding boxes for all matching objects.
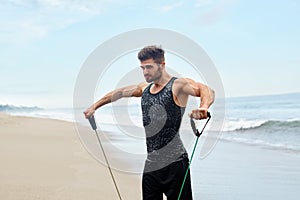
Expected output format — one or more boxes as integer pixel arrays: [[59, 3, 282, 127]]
[[188, 108, 209, 120]]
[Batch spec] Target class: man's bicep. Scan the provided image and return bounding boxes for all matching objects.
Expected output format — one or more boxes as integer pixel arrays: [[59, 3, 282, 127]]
[[122, 82, 147, 97], [181, 78, 201, 97]]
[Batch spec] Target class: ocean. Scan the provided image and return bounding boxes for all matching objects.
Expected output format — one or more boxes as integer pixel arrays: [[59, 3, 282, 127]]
[[2, 93, 299, 153], [1, 92, 300, 199], [222, 93, 300, 153]]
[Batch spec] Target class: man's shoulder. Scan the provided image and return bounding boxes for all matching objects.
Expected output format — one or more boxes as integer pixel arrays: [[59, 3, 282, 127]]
[[173, 77, 194, 87], [138, 82, 150, 92]]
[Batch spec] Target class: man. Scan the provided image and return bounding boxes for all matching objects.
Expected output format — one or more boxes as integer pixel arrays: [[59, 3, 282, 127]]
[[84, 45, 214, 200]]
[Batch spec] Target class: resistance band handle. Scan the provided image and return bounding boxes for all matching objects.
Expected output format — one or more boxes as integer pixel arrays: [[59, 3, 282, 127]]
[[178, 111, 211, 200], [87, 115, 122, 200], [190, 111, 211, 137], [207, 111, 211, 118], [88, 115, 97, 130]]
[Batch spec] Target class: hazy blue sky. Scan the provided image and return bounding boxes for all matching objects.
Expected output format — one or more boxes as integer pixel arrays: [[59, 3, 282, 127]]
[[1, 0, 299, 108]]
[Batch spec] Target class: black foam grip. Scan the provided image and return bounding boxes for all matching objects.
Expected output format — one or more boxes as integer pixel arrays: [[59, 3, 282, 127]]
[[88, 115, 97, 130], [207, 111, 211, 118], [190, 117, 197, 134]]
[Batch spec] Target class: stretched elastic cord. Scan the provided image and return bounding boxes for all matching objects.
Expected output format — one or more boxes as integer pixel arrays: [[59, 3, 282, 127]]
[[177, 113, 211, 200], [88, 116, 122, 200]]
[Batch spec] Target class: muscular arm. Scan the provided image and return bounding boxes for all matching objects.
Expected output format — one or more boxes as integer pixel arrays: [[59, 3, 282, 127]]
[[183, 78, 214, 109], [84, 82, 148, 118], [177, 78, 215, 119]]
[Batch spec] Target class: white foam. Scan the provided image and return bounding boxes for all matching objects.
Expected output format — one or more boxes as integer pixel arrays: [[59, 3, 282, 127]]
[[222, 119, 267, 131]]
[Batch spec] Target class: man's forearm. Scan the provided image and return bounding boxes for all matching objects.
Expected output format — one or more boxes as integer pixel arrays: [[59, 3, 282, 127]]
[[200, 86, 215, 109], [93, 90, 123, 110]]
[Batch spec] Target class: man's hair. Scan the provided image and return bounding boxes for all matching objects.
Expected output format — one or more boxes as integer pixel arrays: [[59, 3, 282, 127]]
[[138, 45, 165, 63]]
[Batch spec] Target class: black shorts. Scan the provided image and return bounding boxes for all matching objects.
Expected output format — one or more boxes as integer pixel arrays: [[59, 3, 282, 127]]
[[142, 157, 193, 200]]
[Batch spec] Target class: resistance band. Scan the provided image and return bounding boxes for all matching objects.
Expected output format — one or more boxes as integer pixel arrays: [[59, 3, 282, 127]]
[[88, 115, 122, 200], [177, 112, 211, 200]]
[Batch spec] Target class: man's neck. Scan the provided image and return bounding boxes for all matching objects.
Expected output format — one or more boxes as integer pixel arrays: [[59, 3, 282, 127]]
[[153, 73, 172, 87]]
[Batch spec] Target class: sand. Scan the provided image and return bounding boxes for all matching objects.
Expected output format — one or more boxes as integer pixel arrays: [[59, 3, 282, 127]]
[[1, 113, 300, 200], [0, 113, 141, 200]]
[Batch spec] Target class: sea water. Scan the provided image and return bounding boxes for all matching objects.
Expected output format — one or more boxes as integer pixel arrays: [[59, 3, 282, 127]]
[[3, 93, 299, 153], [2, 92, 300, 199], [222, 93, 300, 152]]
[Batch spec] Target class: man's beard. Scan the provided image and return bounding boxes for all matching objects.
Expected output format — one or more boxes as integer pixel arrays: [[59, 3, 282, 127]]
[[145, 67, 162, 83]]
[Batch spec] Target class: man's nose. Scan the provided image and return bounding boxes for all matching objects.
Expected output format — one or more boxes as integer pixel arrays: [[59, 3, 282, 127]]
[[143, 68, 149, 74]]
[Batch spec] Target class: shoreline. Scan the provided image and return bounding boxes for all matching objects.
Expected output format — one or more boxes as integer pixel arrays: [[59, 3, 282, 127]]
[[0, 113, 141, 200], [1, 113, 300, 199]]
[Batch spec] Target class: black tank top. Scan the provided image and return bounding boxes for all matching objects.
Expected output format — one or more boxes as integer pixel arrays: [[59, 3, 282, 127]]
[[141, 77, 187, 167]]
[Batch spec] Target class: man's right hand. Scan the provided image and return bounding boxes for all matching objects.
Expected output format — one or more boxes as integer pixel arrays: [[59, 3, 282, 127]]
[[83, 106, 95, 119], [188, 108, 209, 120]]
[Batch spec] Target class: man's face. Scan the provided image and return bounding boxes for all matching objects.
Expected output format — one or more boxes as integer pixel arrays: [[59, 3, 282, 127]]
[[140, 59, 163, 83]]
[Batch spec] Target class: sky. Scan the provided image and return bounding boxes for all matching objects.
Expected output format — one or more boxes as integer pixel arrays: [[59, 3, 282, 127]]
[[0, 0, 299, 108]]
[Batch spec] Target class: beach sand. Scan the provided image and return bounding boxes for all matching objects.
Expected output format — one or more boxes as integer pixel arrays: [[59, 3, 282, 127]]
[[1, 113, 300, 200], [0, 113, 141, 200]]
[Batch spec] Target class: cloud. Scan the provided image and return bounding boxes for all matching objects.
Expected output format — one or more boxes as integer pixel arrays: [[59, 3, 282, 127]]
[[193, 0, 237, 26], [195, 0, 214, 8], [7, 0, 105, 14], [0, 0, 114, 45], [157, 1, 184, 13]]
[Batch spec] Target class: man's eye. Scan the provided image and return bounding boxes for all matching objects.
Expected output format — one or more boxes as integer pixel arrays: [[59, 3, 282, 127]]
[[145, 65, 153, 69]]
